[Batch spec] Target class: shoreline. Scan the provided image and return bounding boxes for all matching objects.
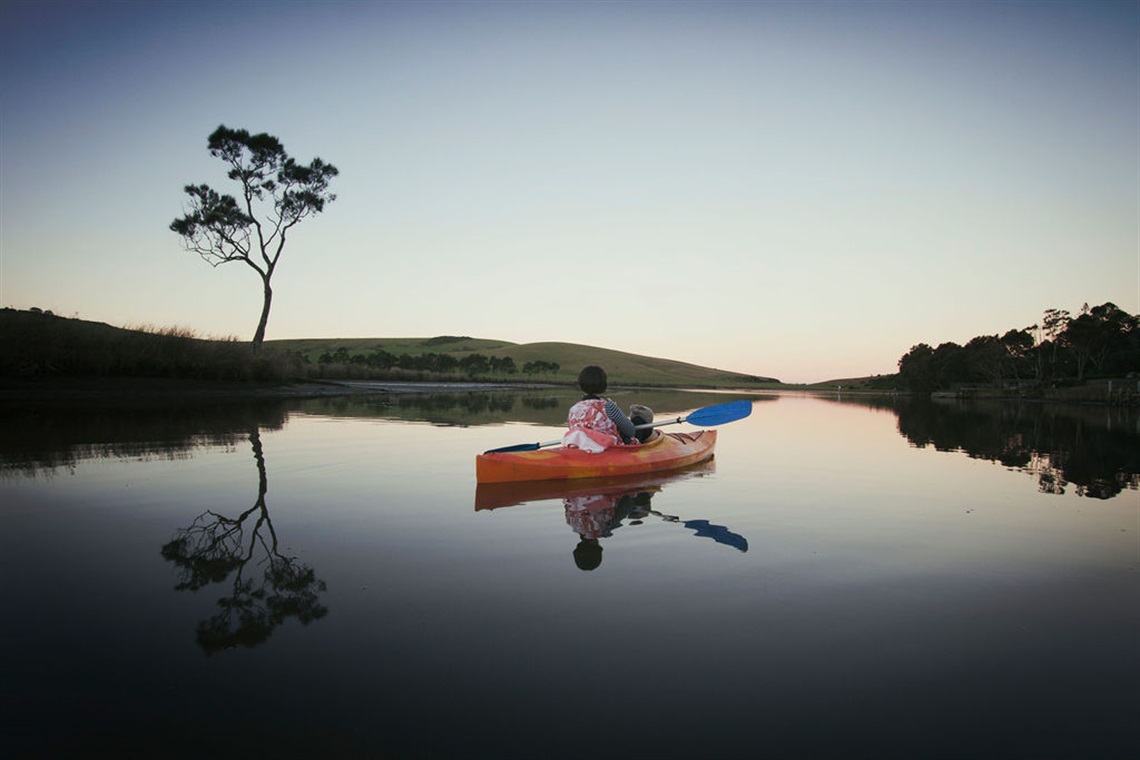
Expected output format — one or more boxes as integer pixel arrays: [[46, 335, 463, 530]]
[[2, 376, 1135, 407], [0, 376, 535, 404]]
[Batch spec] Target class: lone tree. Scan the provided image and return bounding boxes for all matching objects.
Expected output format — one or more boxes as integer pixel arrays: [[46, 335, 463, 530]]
[[170, 125, 338, 352]]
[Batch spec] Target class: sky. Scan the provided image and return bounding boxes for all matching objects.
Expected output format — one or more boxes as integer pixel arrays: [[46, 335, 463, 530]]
[[1, 0, 1137, 383]]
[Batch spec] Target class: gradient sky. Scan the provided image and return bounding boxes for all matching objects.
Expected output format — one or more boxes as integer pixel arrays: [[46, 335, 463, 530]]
[[1, 0, 1137, 383]]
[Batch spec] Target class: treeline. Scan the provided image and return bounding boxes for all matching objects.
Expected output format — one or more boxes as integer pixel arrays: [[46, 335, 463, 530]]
[[897, 302, 1139, 392], [311, 346, 560, 377]]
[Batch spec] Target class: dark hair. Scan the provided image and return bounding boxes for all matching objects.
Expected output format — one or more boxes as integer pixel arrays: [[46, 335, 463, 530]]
[[573, 538, 603, 571], [577, 365, 607, 395]]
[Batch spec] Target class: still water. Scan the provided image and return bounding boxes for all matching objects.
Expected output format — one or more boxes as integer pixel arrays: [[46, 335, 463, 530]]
[[1, 389, 1137, 759]]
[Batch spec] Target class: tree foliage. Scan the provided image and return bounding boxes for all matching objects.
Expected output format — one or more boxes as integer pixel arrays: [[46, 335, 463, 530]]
[[522, 360, 561, 375], [315, 348, 529, 377], [897, 302, 1139, 392], [170, 126, 338, 352]]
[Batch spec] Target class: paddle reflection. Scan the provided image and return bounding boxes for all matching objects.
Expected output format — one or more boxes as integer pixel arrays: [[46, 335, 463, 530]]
[[475, 463, 747, 571], [161, 429, 328, 654]]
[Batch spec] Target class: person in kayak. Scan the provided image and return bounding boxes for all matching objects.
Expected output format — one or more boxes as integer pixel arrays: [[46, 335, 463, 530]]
[[562, 365, 652, 452]]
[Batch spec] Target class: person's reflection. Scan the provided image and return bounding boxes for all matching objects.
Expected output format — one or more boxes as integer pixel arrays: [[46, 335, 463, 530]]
[[565, 491, 653, 570], [565, 490, 747, 571], [161, 429, 328, 653]]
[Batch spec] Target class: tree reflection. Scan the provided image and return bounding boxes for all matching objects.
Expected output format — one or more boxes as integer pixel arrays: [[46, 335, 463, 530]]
[[0, 399, 289, 476], [161, 430, 327, 654], [832, 396, 1140, 500], [294, 389, 767, 429]]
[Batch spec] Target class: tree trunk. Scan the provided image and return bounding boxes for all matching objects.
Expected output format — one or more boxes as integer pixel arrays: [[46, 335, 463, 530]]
[[1075, 349, 1088, 382], [252, 278, 273, 353]]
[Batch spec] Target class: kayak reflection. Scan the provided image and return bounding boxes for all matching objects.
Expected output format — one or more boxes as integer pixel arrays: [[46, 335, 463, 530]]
[[475, 462, 748, 571]]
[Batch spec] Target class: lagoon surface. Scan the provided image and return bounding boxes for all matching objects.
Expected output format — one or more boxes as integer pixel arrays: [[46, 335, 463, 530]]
[[1, 389, 1137, 759]]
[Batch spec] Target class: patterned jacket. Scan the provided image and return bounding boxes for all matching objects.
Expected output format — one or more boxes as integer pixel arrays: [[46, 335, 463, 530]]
[[562, 397, 635, 452]]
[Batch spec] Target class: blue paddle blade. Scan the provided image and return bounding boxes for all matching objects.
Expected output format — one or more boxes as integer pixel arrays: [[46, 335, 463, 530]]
[[684, 399, 753, 427], [682, 519, 749, 552]]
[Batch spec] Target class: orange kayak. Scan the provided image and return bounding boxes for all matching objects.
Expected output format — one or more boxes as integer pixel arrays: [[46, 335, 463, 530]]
[[475, 429, 717, 484]]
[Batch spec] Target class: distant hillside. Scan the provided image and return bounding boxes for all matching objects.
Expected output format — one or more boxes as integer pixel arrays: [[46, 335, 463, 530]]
[[0, 310, 781, 388], [801, 374, 900, 391], [267, 335, 781, 388]]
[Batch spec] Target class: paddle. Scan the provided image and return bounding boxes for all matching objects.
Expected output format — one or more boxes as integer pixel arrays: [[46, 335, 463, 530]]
[[482, 399, 752, 454]]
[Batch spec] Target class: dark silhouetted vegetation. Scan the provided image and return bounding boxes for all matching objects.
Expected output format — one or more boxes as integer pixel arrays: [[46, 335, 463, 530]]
[[0, 308, 297, 382], [522, 360, 560, 375], [897, 302, 1139, 395], [313, 346, 520, 378], [170, 125, 338, 352]]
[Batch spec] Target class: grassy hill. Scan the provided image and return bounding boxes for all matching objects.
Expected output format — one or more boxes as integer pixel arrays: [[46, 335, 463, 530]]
[[267, 335, 781, 388], [0, 308, 273, 382], [798, 374, 900, 391], [3, 309, 896, 389], [0, 310, 783, 388]]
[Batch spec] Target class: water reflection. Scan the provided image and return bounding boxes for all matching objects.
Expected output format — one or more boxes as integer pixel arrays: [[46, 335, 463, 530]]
[[476, 463, 748, 571], [828, 395, 1140, 500], [0, 389, 761, 475], [3, 390, 1136, 504], [0, 398, 291, 475], [161, 430, 328, 654], [295, 388, 764, 428]]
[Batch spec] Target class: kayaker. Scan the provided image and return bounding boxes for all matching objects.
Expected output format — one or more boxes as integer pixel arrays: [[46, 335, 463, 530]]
[[562, 365, 651, 451]]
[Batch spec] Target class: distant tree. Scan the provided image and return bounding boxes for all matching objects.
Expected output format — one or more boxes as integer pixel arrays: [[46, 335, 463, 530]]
[[1042, 307, 1071, 370], [369, 349, 398, 369], [459, 353, 490, 376], [1000, 329, 1034, 380], [964, 335, 1005, 383], [898, 341, 978, 391], [429, 353, 459, 373], [897, 343, 936, 391], [170, 126, 338, 352], [490, 356, 517, 374], [522, 360, 560, 376], [930, 342, 970, 388], [1042, 308, 1071, 342], [1061, 302, 1138, 381]]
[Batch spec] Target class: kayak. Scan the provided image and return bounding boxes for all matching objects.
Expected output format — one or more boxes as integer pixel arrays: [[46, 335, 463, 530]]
[[475, 429, 717, 484], [475, 458, 716, 510]]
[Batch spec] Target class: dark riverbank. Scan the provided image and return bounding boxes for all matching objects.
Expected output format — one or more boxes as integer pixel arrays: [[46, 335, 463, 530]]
[[0, 377, 528, 405]]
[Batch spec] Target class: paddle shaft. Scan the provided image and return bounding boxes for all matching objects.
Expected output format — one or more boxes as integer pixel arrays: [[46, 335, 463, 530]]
[[488, 415, 704, 454]]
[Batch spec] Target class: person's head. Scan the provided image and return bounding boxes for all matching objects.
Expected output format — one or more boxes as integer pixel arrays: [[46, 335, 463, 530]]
[[577, 365, 608, 395], [573, 538, 603, 571]]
